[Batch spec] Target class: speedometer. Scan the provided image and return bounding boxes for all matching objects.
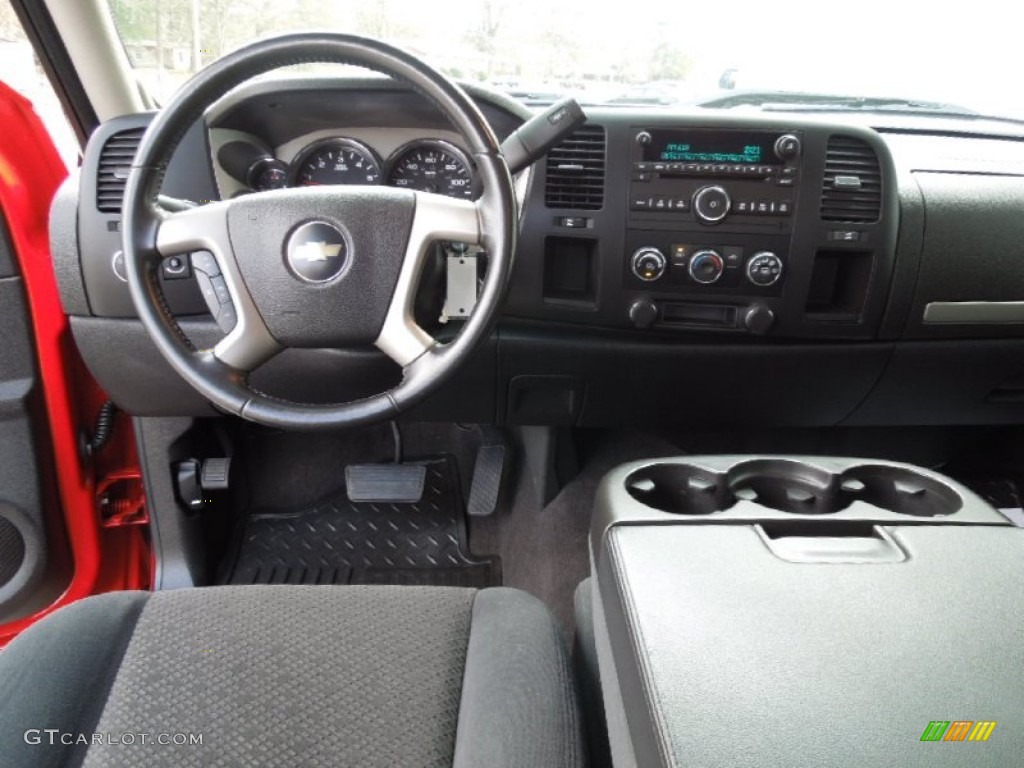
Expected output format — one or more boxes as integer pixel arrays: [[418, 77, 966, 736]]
[[386, 141, 476, 199], [291, 138, 382, 187]]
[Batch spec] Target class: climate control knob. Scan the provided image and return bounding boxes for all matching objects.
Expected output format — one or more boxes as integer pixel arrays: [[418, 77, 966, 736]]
[[688, 249, 725, 285], [631, 247, 667, 282], [746, 252, 784, 287], [692, 185, 732, 224]]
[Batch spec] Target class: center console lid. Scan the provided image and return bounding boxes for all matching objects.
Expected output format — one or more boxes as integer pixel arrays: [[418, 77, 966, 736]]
[[590, 456, 1023, 767]]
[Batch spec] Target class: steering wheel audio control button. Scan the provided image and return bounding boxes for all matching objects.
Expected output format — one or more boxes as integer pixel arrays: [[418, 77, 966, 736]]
[[216, 301, 238, 333], [211, 276, 232, 304], [190, 250, 220, 277], [194, 270, 222, 315]]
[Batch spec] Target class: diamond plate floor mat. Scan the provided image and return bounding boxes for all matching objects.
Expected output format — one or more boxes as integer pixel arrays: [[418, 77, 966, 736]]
[[221, 457, 499, 588]]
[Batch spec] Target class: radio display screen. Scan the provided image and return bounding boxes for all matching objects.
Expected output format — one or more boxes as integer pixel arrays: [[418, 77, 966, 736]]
[[644, 130, 780, 165]]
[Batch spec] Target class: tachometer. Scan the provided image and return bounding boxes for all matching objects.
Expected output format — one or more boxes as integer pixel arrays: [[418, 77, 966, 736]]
[[386, 140, 476, 199], [291, 138, 382, 186]]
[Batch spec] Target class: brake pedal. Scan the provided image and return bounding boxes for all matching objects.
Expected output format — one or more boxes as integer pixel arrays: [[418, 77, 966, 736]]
[[345, 464, 427, 504]]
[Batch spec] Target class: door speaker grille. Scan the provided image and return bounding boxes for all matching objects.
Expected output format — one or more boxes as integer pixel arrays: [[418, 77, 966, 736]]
[[0, 516, 26, 589]]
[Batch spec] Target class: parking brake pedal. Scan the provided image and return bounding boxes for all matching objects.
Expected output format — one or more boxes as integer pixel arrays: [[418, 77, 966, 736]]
[[175, 457, 232, 513]]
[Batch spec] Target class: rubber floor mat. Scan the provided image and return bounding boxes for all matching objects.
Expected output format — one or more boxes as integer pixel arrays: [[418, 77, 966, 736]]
[[221, 457, 499, 588]]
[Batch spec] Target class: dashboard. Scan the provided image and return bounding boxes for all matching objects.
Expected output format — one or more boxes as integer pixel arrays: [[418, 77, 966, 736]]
[[49, 78, 1024, 429]]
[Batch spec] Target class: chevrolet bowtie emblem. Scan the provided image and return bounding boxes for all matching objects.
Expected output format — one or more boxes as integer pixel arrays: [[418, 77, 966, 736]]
[[293, 241, 343, 262], [286, 222, 349, 283]]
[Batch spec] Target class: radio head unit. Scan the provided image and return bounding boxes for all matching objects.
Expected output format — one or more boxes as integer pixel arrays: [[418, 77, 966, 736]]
[[641, 128, 795, 166], [629, 127, 802, 225]]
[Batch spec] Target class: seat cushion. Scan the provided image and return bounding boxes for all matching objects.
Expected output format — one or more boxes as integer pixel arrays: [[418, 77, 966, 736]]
[[0, 585, 585, 768]]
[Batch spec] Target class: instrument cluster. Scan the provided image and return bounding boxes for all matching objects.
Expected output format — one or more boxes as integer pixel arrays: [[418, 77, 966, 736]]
[[241, 137, 477, 199]]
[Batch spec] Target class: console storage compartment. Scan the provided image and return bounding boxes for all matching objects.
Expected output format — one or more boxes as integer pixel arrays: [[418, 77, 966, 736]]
[[590, 456, 1023, 767]]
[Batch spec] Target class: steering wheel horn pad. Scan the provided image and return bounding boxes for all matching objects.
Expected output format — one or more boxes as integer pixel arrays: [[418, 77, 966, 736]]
[[123, 33, 515, 430], [226, 186, 416, 348]]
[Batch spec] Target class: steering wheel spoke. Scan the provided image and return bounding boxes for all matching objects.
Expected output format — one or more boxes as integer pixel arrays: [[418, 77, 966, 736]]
[[375, 193, 481, 367], [156, 203, 281, 372]]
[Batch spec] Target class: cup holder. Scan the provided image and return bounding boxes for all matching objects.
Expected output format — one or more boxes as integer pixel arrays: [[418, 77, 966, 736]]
[[624, 458, 965, 518], [625, 464, 732, 515], [727, 459, 843, 515], [839, 465, 962, 517]]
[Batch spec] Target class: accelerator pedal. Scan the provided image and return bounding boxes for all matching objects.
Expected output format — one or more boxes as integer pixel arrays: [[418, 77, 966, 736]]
[[468, 432, 510, 517]]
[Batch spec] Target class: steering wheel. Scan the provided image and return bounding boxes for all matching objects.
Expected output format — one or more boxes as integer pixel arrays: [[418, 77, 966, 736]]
[[122, 33, 516, 430]]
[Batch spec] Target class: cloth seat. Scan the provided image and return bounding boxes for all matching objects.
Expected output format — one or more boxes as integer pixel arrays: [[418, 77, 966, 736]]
[[0, 585, 586, 768]]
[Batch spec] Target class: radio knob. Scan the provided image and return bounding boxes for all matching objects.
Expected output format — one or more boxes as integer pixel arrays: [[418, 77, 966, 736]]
[[688, 249, 725, 284], [774, 134, 802, 160], [635, 131, 653, 146], [746, 251, 784, 287], [692, 185, 731, 224], [631, 247, 667, 282]]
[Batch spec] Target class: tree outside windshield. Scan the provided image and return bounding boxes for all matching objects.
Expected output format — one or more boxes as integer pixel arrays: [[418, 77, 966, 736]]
[[108, 0, 1024, 120]]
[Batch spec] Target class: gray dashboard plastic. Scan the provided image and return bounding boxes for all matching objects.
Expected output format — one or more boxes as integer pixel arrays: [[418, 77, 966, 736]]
[[591, 455, 1023, 767], [904, 172, 1024, 339], [48, 173, 90, 316]]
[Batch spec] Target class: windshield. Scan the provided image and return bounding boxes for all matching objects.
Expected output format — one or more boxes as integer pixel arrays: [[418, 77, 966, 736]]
[[106, 0, 1024, 122]]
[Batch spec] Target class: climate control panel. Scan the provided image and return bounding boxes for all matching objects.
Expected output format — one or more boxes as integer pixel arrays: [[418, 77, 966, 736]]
[[625, 232, 788, 296]]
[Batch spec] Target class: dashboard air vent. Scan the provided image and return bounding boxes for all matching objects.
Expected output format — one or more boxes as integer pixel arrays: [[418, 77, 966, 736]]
[[545, 125, 606, 210], [96, 128, 145, 213], [820, 136, 882, 222]]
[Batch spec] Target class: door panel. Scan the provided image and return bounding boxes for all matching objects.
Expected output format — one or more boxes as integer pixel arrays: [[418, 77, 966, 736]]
[[0, 216, 51, 617], [0, 81, 150, 644]]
